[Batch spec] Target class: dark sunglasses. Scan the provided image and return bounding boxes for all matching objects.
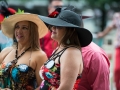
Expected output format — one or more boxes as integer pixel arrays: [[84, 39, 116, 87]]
[[48, 25, 64, 31]]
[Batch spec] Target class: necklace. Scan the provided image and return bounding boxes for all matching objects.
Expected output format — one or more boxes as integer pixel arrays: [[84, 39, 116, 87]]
[[13, 47, 31, 64], [5, 47, 31, 72]]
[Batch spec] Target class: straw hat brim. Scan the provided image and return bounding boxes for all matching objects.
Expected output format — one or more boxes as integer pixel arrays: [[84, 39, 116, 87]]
[[1, 13, 48, 38]]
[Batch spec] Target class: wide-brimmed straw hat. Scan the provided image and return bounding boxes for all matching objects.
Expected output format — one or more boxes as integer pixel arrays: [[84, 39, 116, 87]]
[[39, 7, 93, 47], [1, 13, 48, 38]]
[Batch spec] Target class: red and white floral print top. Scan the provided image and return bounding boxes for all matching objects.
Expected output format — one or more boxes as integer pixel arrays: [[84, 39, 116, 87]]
[[39, 47, 81, 90]]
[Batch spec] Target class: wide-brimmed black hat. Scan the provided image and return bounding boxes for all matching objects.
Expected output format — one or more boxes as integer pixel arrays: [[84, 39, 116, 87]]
[[39, 7, 92, 47]]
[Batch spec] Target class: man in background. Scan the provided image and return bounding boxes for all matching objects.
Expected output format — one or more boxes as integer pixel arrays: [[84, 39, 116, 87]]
[[80, 42, 110, 90], [40, 0, 63, 58]]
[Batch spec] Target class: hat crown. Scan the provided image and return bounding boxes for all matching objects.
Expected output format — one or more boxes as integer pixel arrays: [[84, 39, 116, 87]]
[[57, 10, 82, 27]]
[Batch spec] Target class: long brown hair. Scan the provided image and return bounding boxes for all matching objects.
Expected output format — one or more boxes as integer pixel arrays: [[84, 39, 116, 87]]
[[60, 27, 81, 48], [28, 21, 40, 50]]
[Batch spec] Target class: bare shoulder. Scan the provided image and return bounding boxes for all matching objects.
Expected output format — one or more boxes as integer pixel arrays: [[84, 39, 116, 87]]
[[60, 47, 83, 75], [32, 50, 48, 63], [0, 47, 13, 63], [1, 47, 13, 56], [64, 47, 81, 56], [61, 47, 82, 62], [33, 50, 47, 58]]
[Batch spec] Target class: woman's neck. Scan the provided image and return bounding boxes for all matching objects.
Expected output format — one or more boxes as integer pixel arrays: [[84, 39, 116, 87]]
[[59, 44, 80, 49], [17, 43, 30, 52], [58, 44, 66, 49]]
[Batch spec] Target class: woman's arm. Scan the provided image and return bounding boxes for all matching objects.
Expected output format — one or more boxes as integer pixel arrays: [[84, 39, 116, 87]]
[[35, 50, 48, 87], [58, 47, 83, 90]]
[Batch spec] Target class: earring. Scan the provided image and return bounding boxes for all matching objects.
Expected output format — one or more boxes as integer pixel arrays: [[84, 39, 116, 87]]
[[67, 39, 70, 44]]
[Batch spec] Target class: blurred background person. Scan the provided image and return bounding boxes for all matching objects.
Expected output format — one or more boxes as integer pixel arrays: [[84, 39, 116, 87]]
[[97, 12, 120, 90], [40, 0, 63, 58], [0, 0, 16, 52], [0, 13, 48, 90], [80, 42, 110, 90], [77, 12, 110, 90]]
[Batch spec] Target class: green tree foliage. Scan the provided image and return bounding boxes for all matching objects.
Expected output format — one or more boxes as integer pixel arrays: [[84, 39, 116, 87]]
[[85, 0, 120, 10], [84, 0, 120, 31]]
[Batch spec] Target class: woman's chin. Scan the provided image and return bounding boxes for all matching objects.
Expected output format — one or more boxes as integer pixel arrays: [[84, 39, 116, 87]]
[[51, 36, 55, 39], [51, 37, 57, 41], [17, 39, 24, 43]]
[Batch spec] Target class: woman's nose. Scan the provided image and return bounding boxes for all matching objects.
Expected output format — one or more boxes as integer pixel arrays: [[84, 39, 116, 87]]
[[16, 28, 22, 33]]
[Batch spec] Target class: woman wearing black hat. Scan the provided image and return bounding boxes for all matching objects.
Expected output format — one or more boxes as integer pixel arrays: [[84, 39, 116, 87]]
[[39, 6, 93, 90]]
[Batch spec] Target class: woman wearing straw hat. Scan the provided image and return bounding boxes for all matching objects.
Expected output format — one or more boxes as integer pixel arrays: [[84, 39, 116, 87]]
[[39, 6, 92, 90], [0, 13, 48, 90]]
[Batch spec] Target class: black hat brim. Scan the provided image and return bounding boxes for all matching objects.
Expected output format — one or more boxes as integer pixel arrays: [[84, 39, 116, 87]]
[[39, 15, 93, 47], [39, 15, 80, 28], [76, 28, 92, 47]]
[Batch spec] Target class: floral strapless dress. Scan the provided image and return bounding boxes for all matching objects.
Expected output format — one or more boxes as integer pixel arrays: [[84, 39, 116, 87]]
[[0, 61, 37, 90]]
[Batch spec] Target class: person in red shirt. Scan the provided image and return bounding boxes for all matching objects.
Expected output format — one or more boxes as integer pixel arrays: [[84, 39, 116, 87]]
[[40, 0, 63, 58], [78, 17, 110, 90], [79, 42, 110, 90]]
